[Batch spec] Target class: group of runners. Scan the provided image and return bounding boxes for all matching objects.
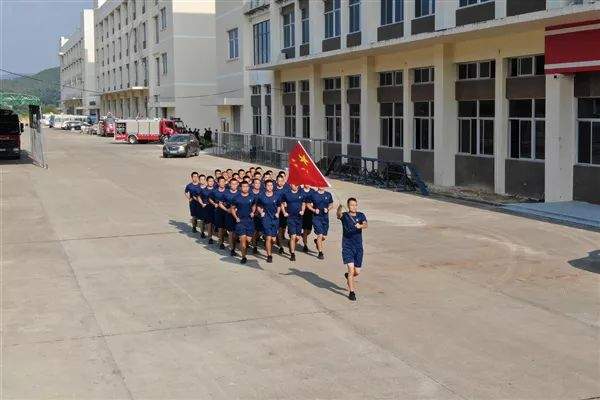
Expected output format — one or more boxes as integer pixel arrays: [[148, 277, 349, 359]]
[[184, 166, 368, 301]]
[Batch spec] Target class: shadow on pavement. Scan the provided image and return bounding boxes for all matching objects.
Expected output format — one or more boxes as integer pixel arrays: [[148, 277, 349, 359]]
[[0, 151, 35, 165], [282, 268, 347, 298], [568, 250, 600, 274]]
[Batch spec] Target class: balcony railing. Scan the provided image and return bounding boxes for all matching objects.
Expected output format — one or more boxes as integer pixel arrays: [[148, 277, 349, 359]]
[[244, 0, 270, 15]]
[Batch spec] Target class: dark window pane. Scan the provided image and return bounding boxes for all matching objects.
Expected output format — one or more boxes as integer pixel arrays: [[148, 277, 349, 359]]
[[414, 68, 421, 83], [592, 122, 600, 165], [535, 55, 545, 75], [421, 119, 429, 149], [479, 61, 490, 78], [509, 58, 518, 77], [470, 119, 477, 154], [458, 101, 477, 117], [394, 102, 403, 116], [458, 64, 467, 80], [578, 98, 600, 119], [535, 99, 545, 118], [481, 120, 494, 155], [431, 119, 434, 149], [520, 57, 533, 75], [509, 99, 532, 118], [415, 119, 422, 149], [520, 120, 532, 159], [467, 63, 477, 79], [394, 118, 402, 147], [479, 100, 495, 118], [535, 121, 545, 160], [490, 60, 495, 78], [578, 121, 591, 163], [381, 102, 393, 116], [394, 71, 403, 86], [460, 119, 470, 153], [510, 120, 520, 158], [325, 104, 334, 115], [414, 101, 429, 116], [380, 119, 388, 146]]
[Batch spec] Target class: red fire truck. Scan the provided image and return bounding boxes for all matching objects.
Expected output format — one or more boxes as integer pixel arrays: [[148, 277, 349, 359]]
[[0, 108, 23, 159], [114, 118, 180, 144], [98, 116, 116, 137]]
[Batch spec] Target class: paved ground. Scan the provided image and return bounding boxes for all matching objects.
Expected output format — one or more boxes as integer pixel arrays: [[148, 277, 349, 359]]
[[2, 129, 599, 399]]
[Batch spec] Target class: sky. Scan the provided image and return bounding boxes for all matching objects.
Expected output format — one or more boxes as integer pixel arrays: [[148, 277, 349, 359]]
[[0, 0, 93, 76]]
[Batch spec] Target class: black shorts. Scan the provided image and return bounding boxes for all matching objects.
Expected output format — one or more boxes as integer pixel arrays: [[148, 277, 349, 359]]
[[302, 211, 313, 230]]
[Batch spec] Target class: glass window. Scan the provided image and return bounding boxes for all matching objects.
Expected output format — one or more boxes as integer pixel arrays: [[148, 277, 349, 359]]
[[160, 7, 167, 30], [379, 72, 393, 86], [457, 100, 494, 156], [324, 77, 341, 90], [414, 101, 434, 150], [379, 102, 403, 148], [300, 80, 310, 92], [348, 75, 361, 89], [508, 99, 545, 160], [349, 0, 361, 33], [325, 0, 341, 38], [414, 67, 434, 84], [161, 53, 167, 75], [577, 98, 600, 165], [350, 104, 361, 144], [253, 106, 262, 135], [381, 0, 403, 25], [459, 0, 491, 6], [301, 7, 309, 44], [415, 0, 435, 18], [283, 9, 295, 49], [326, 103, 342, 142], [284, 105, 296, 137], [228, 28, 239, 59], [302, 105, 310, 138], [508, 55, 544, 77], [253, 20, 270, 65]]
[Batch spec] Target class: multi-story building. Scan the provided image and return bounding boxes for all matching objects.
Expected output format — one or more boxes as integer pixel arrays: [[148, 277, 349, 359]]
[[240, 0, 600, 204], [92, 0, 217, 130], [215, 0, 273, 134], [59, 9, 99, 118]]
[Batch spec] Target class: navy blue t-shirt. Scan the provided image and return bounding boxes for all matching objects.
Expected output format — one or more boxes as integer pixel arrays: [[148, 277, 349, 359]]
[[283, 189, 306, 217], [223, 190, 239, 208], [200, 186, 214, 204], [232, 192, 255, 219], [210, 187, 228, 206], [311, 191, 333, 213], [185, 183, 202, 199], [341, 212, 367, 246], [257, 192, 280, 219]]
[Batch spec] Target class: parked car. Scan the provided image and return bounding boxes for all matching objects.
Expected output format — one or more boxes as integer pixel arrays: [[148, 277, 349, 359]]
[[162, 134, 200, 158], [63, 121, 82, 131]]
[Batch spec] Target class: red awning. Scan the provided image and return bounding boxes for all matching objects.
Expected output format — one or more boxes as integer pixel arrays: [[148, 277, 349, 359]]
[[545, 19, 600, 74]]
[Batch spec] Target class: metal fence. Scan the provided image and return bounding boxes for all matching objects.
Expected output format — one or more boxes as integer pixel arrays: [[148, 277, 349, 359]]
[[28, 105, 46, 168], [208, 132, 329, 171]]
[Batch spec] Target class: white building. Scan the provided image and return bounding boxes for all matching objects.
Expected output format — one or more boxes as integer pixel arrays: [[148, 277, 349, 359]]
[[236, 0, 600, 204], [59, 9, 99, 118], [92, 0, 217, 130]]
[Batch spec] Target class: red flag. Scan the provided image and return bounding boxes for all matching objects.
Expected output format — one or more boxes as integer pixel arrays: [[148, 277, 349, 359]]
[[288, 141, 331, 188]]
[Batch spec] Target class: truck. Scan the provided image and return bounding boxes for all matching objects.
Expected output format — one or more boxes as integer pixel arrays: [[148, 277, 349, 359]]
[[0, 108, 24, 159], [98, 115, 116, 137], [114, 118, 180, 144]]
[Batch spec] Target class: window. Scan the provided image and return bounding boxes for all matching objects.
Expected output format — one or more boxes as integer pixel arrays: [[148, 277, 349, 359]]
[[458, 60, 495, 80], [155, 57, 161, 85], [458, 100, 494, 156], [265, 84, 271, 94], [253, 106, 262, 135], [349, 0, 360, 33], [380, 102, 403, 147], [301, 8, 309, 44], [381, 0, 403, 25], [228, 28, 239, 59], [302, 105, 310, 138], [577, 98, 600, 165], [414, 101, 434, 150], [415, 0, 435, 18], [324, 77, 341, 90], [154, 16, 159, 44], [126, 63, 130, 87], [414, 67, 434, 84], [161, 53, 167, 75], [142, 57, 148, 85], [509, 55, 545, 77], [325, 0, 341, 38], [509, 99, 545, 160], [300, 80, 309, 92], [266, 104, 272, 135], [283, 9, 295, 49], [348, 75, 361, 89], [160, 7, 167, 30], [132, 0, 137, 20], [125, 32, 129, 55], [133, 28, 138, 52], [282, 81, 296, 93], [142, 22, 147, 49], [134, 60, 138, 85], [253, 20, 270, 65], [350, 104, 361, 144], [459, 0, 492, 6], [379, 70, 402, 86], [141, 0, 145, 14], [326, 104, 342, 142], [284, 105, 296, 137], [251, 85, 261, 95], [118, 38, 122, 59]]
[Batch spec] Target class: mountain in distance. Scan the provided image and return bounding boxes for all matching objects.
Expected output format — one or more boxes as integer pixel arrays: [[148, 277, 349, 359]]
[[0, 67, 60, 107]]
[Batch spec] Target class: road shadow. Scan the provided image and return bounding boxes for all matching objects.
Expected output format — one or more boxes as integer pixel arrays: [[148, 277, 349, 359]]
[[282, 268, 347, 297], [169, 219, 263, 270], [568, 250, 600, 274], [0, 151, 35, 166]]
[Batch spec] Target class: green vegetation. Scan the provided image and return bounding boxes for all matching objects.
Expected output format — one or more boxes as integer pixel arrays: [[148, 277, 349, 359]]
[[0, 67, 60, 115]]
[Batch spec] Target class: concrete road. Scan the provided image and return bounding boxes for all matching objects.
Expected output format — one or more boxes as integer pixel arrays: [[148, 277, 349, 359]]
[[2, 129, 599, 399]]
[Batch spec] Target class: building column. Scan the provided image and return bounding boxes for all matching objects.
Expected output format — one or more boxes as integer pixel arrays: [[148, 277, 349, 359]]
[[404, 0, 415, 39], [340, 0, 349, 50], [341, 74, 349, 155], [433, 43, 457, 187], [360, 56, 378, 160], [270, 4, 283, 64], [362, 0, 378, 44], [403, 66, 413, 162], [495, 0, 507, 19], [308, 0, 325, 54], [272, 70, 283, 136], [545, 74, 576, 202], [309, 64, 324, 140], [494, 56, 508, 194]]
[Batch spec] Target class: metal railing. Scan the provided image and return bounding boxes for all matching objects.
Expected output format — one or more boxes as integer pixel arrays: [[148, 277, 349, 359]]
[[207, 132, 329, 171], [325, 154, 429, 195]]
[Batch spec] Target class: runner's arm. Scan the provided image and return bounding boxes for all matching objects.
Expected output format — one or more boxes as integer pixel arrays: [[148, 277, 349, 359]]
[[336, 204, 344, 219]]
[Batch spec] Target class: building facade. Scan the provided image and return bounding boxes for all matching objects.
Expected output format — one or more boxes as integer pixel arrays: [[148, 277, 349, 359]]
[[92, 0, 217, 130], [240, 0, 600, 204], [215, 0, 273, 134], [59, 9, 99, 118]]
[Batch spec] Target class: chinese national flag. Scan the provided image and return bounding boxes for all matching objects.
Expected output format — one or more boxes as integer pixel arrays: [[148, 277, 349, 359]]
[[288, 141, 331, 188]]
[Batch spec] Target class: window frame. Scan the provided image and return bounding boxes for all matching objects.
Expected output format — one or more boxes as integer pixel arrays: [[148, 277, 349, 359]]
[[381, 0, 403, 26], [301, 7, 310, 44], [253, 20, 271, 65], [282, 9, 295, 49], [325, 0, 341, 39], [380, 102, 403, 148], [457, 60, 496, 81], [227, 28, 239, 60], [349, 0, 361, 34], [508, 99, 546, 161], [414, 101, 434, 150], [284, 105, 297, 137], [350, 103, 361, 144], [457, 100, 495, 156], [415, 0, 435, 18], [302, 105, 310, 138], [160, 7, 167, 30], [252, 105, 262, 135], [576, 97, 600, 166], [413, 67, 434, 84], [325, 103, 342, 142]]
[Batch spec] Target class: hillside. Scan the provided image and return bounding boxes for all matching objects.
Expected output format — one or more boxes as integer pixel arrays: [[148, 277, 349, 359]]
[[0, 67, 60, 107]]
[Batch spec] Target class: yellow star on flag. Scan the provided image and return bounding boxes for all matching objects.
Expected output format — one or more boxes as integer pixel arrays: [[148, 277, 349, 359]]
[[298, 154, 310, 166]]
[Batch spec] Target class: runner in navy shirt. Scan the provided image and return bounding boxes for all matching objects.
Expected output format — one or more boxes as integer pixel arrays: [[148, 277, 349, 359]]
[[196, 174, 207, 238], [250, 178, 263, 255], [200, 176, 215, 244], [337, 198, 368, 301], [256, 180, 280, 263], [230, 181, 256, 264], [209, 176, 228, 249], [306, 187, 334, 260], [300, 185, 315, 253], [274, 174, 289, 255], [221, 179, 240, 256], [184, 172, 202, 233], [281, 183, 306, 262]]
